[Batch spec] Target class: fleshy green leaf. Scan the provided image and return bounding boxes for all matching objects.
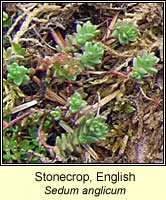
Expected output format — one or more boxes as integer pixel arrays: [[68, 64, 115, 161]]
[[7, 62, 30, 86], [75, 21, 100, 46], [3, 154, 12, 160], [131, 51, 159, 80], [69, 92, 87, 113], [3, 18, 12, 28], [80, 42, 104, 69], [51, 106, 61, 121], [12, 43, 26, 56], [112, 19, 140, 45], [21, 140, 30, 150]]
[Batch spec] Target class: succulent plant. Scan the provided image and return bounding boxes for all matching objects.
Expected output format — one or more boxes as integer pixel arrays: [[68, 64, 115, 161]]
[[50, 106, 62, 121], [75, 21, 100, 46], [7, 62, 30, 86], [78, 114, 108, 144], [54, 114, 108, 159], [131, 51, 159, 80], [53, 52, 82, 81], [80, 42, 104, 69], [112, 19, 140, 45], [3, 11, 12, 28], [68, 92, 87, 113], [54, 63, 78, 81], [53, 21, 104, 81], [55, 132, 83, 159]]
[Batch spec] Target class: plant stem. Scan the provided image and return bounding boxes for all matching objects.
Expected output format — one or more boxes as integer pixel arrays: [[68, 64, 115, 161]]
[[3, 112, 30, 131], [38, 116, 55, 149]]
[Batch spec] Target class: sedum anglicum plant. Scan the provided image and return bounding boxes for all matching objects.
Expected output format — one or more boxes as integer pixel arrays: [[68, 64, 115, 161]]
[[78, 114, 108, 144], [7, 62, 30, 86], [75, 21, 100, 46], [131, 51, 159, 80], [50, 106, 62, 121], [55, 114, 108, 159], [68, 91, 87, 113], [54, 21, 104, 80], [80, 42, 104, 69], [112, 19, 140, 45], [52, 52, 82, 81], [55, 132, 83, 159]]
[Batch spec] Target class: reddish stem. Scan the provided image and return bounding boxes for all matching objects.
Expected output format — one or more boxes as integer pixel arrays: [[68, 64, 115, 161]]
[[106, 70, 128, 78], [3, 112, 30, 131], [38, 117, 55, 149]]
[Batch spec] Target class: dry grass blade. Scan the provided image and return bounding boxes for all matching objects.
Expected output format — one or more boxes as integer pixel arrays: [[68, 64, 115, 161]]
[[82, 144, 99, 161], [59, 120, 74, 134], [45, 88, 66, 105], [94, 89, 120, 108], [78, 90, 120, 120], [103, 11, 120, 41], [83, 89, 120, 112], [49, 28, 66, 49], [13, 4, 61, 43], [11, 100, 38, 114]]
